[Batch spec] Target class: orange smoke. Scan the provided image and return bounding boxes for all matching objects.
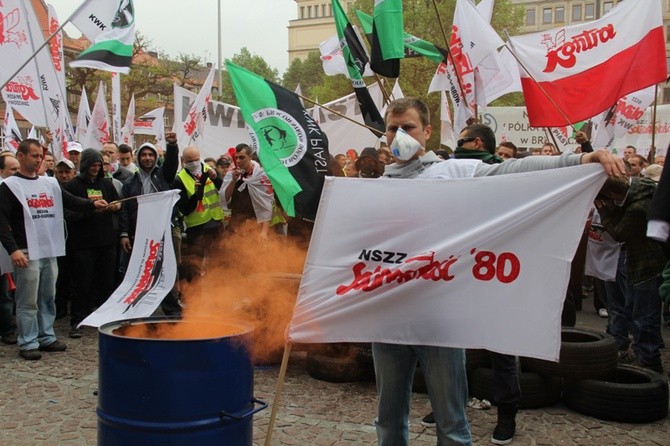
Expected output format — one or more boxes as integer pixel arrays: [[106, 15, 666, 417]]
[[171, 221, 308, 363]]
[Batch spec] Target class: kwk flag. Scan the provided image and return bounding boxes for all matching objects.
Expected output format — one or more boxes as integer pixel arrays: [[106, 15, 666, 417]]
[[507, 0, 667, 127], [76, 86, 91, 142], [3, 105, 22, 152], [287, 164, 607, 361], [331, 0, 385, 135], [227, 61, 330, 219], [70, 0, 136, 74], [83, 81, 110, 150], [111, 73, 122, 143], [178, 67, 215, 148], [370, 0, 403, 78], [80, 190, 180, 328], [591, 86, 657, 149], [120, 94, 135, 146]]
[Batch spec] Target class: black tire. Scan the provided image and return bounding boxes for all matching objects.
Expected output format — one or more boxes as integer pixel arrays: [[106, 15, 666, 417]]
[[563, 364, 669, 423], [521, 328, 617, 380], [469, 367, 562, 409], [354, 343, 376, 382], [306, 349, 363, 383], [466, 349, 491, 377]]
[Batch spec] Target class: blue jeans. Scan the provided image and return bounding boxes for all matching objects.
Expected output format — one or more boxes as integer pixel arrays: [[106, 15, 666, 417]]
[[14, 257, 58, 350], [605, 250, 635, 351], [630, 276, 663, 366], [372, 343, 471, 446]]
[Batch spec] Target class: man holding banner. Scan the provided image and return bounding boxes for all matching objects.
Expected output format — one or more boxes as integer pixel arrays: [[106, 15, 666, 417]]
[[370, 99, 626, 445]]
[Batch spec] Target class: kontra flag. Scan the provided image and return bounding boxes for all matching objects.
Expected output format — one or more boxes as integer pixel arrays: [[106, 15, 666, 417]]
[[507, 0, 667, 128], [227, 61, 330, 220], [288, 164, 607, 361], [370, 0, 403, 78], [331, 0, 385, 135], [70, 0, 136, 74]]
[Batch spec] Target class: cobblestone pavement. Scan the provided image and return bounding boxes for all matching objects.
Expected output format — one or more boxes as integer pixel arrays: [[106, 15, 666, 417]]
[[0, 296, 668, 445]]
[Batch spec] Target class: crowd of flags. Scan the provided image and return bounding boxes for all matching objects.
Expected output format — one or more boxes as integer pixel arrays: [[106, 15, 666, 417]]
[[0, 0, 668, 216]]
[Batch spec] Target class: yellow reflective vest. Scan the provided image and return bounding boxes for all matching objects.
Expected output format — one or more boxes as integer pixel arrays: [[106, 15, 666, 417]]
[[177, 167, 224, 228]]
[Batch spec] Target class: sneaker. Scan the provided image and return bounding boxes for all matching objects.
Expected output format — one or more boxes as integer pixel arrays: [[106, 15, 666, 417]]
[[598, 308, 609, 318], [69, 327, 83, 339], [1, 332, 18, 344], [38, 340, 67, 352], [491, 418, 516, 445], [420, 412, 436, 428], [617, 350, 636, 365], [19, 349, 42, 360]]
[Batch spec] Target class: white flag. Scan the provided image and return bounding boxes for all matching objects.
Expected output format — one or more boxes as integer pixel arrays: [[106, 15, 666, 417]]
[[592, 86, 657, 149], [111, 73, 122, 143], [3, 105, 22, 152], [440, 90, 457, 148], [80, 190, 180, 328], [83, 81, 110, 150], [76, 86, 91, 142], [288, 164, 606, 361], [120, 94, 135, 147], [319, 31, 374, 78], [178, 67, 215, 148]]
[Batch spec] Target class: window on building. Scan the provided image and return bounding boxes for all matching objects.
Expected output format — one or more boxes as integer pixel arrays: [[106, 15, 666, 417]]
[[664, 87, 670, 104], [667, 25, 670, 42], [314, 6, 318, 18], [300, 6, 304, 19], [555, 6, 565, 22], [322, 4, 327, 17], [542, 8, 552, 24], [307, 5, 312, 18], [585, 3, 595, 19], [572, 5, 582, 21], [526, 9, 536, 26], [603, 1, 614, 13]]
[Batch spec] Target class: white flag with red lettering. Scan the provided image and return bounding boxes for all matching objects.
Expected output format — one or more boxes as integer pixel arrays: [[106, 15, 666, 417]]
[[135, 106, 165, 147], [288, 164, 606, 360], [3, 105, 22, 152], [178, 67, 215, 148], [83, 81, 110, 150], [80, 190, 180, 328], [507, 0, 667, 128]]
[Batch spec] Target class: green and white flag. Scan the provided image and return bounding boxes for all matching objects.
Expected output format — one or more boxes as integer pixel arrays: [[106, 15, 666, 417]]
[[70, 0, 135, 74], [370, 0, 403, 78], [226, 61, 330, 219]]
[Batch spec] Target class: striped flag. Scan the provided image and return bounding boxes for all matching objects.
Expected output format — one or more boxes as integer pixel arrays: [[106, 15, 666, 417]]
[[70, 0, 136, 74]]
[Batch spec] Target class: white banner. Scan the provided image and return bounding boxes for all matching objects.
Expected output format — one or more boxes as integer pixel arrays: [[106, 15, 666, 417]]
[[83, 81, 110, 150], [174, 84, 382, 158], [111, 73, 122, 143], [288, 165, 606, 361], [482, 105, 670, 155], [76, 86, 91, 142], [81, 190, 180, 327]]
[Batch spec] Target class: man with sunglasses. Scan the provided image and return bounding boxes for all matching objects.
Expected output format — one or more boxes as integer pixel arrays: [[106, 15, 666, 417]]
[[376, 98, 626, 446]]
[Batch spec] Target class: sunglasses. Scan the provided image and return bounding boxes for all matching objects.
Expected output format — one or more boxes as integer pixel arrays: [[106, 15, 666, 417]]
[[457, 137, 476, 147]]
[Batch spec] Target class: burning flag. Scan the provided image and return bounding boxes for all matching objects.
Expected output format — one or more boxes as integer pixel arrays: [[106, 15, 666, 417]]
[[226, 61, 330, 220]]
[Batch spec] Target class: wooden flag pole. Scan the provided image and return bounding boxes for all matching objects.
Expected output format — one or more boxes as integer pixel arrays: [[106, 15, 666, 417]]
[[503, 32, 576, 132], [297, 93, 385, 136], [264, 342, 293, 446], [374, 74, 392, 105]]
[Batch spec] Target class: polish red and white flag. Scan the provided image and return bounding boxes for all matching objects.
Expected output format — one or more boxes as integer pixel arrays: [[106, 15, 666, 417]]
[[508, 0, 667, 128]]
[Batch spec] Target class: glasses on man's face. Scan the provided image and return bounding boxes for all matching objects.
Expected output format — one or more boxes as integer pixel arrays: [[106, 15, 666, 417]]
[[457, 137, 476, 147]]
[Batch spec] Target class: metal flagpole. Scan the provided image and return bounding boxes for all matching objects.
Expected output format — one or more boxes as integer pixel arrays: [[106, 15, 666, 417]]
[[650, 84, 659, 163], [0, 0, 95, 92]]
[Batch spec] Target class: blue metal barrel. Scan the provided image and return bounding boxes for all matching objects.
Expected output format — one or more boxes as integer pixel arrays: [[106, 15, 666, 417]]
[[97, 317, 266, 446]]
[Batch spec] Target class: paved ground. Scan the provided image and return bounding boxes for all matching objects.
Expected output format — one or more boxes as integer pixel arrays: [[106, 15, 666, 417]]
[[0, 294, 668, 445]]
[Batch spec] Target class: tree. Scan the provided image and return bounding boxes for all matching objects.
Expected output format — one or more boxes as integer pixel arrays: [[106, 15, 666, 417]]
[[221, 47, 280, 105], [282, 51, 326, 96]]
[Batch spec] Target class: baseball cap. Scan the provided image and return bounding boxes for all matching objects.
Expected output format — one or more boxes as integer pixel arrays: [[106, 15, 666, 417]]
[[56, 159, 75, 169], [67, 141, 83, 153]]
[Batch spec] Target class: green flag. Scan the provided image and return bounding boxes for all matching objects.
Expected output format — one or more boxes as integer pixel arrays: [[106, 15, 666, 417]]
[[226, 61, 330, 219], [356, 10, 448, 65], [370, 0, 404, 77]]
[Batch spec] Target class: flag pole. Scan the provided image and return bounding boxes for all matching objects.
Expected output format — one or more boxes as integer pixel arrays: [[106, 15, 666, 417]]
[[263, 342, 293, 446], [545, 127, 562, 153], [650, 84, 659, 163], [0, 0, 95, 92], [503, 31, 576, 132], [430, 0, 469, 112], [374, 74, 392, 105], [297, 93, 385, 136]]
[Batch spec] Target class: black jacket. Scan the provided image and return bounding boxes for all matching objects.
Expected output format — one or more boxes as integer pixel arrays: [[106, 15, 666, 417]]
[[63, 149, 120, 249], [119, 141, 179, 238]]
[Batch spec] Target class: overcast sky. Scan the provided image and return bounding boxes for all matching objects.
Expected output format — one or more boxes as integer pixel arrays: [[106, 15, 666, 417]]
[[54, 0, 297, 74]]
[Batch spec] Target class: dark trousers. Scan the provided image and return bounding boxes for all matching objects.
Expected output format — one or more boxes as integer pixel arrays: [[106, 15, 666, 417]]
[[490, 352, 520, 417], [55, 250, 74, 318], [0, 274, 15, 336], [70, 244, 116, 326]]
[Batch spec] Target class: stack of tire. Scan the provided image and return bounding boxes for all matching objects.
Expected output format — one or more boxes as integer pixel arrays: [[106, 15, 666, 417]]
[[468, 328, 669, 423], [305, 343, 375, 383]]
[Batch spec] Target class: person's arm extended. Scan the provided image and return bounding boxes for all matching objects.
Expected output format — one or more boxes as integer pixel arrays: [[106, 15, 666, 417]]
[[161, 132, 179, 182], [475, 150, 626, 177]]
